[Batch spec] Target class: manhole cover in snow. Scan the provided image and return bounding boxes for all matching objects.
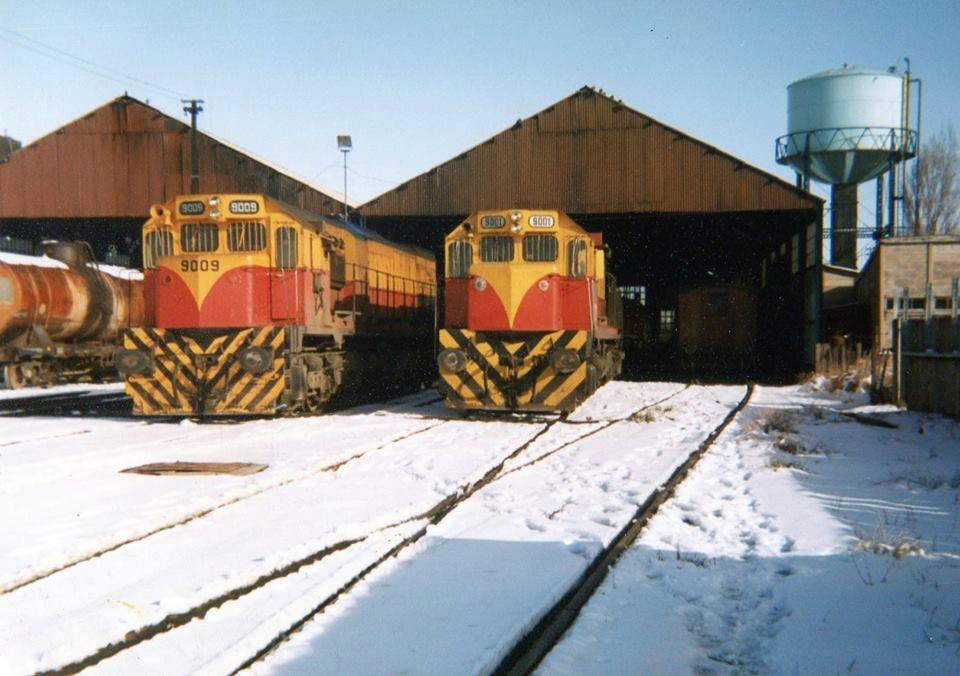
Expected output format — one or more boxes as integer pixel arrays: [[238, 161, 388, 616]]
[[121, 462, 268, 476]]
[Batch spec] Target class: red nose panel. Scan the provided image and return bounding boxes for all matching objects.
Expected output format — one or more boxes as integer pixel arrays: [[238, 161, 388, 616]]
[[467, 277, 510, 330], [153, 267, 199, 328], [513, 275, 562, 331], [202, 267, 273, 327]]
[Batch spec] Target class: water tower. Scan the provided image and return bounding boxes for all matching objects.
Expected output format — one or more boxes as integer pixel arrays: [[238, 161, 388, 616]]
[[776, 66, 918, 268]]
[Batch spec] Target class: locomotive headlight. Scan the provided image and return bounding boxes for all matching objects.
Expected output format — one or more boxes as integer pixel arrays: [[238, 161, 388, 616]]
[[473, 276, 487, 292], [510, 223, 522, 234], [209, 196, 220, 206], [210, 209, 221, 220], [438, 349, 468, 374], [237, 347, 273, 375], [510, 211, 522, 223], [550, 349, 581, 374], [114, 349, 153, 375]]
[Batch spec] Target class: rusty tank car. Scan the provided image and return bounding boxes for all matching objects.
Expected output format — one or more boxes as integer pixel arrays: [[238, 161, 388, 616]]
[[0, 241, 144, 388]]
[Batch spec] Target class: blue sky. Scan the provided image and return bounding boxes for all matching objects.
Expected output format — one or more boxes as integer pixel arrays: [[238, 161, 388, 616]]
[[1, 0, 957, 259]]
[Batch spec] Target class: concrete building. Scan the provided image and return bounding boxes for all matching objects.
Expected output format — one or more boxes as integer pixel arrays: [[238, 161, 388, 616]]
[[856, 235, 960, 350]]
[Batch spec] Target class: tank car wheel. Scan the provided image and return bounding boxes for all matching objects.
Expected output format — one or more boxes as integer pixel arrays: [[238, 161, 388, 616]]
[[3, 364, 32, 389]]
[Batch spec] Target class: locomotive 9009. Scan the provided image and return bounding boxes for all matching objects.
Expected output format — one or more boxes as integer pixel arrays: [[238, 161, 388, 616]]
[[438, 209, 622, 412], [0, 242, 143, 388], [117, 194, 436, 416]]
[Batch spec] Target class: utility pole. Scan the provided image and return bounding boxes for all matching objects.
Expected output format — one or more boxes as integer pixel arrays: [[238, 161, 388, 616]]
[[182, 99, 204, 194], [337, 135, 352, 221]]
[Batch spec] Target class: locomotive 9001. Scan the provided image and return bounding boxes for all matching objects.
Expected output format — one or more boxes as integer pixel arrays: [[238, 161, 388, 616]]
[[117, 194, 436, 416], [438, 209, 622, 412]]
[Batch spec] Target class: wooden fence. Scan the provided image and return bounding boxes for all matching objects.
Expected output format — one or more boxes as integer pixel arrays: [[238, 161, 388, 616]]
[[894, 316, 960, 420], [814, 342, 871, 375]]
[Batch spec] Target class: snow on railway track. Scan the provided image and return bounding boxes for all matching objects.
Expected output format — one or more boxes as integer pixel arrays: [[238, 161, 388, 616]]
[[234, 384, 747, 675], [0, 390, 445, 594], [0, 381, 686, 675]]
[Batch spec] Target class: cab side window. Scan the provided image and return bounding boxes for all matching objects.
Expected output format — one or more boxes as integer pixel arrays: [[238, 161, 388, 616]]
[[143, 230, 173, 269], [447, 241, 473, 278], [275, 227, 298, 269], [567, 238, 588, 277]]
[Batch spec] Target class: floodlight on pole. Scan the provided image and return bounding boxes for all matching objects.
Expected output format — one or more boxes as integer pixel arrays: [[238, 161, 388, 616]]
[[337, 135, 352, 221]]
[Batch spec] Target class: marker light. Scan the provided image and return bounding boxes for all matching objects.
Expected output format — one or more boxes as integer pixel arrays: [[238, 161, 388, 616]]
[[473, 277, 487, 292]]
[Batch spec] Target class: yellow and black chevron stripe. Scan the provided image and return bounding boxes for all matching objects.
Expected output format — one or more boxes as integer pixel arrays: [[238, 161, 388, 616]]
[[438, 328, 591, 412], [121, 326, 286, 416]]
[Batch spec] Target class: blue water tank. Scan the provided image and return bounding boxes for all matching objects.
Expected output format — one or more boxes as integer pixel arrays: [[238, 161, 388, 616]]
[[776, 67, 915, 185]]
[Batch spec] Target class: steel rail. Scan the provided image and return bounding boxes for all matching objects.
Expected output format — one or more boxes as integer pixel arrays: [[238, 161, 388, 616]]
[[493, 383, 754, 676]]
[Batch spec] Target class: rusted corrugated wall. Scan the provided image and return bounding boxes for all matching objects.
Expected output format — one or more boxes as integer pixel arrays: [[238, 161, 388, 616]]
[[362, 86, 820, 217], [0, 96, 345, 218]]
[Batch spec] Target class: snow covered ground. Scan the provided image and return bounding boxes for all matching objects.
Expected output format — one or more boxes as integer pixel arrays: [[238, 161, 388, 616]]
[[0, 380, 957, 675], [540, 383, 960, 675]]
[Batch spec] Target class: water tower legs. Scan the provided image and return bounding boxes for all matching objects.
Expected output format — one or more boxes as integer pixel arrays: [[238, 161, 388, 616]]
[[831, 183, 858, 268]]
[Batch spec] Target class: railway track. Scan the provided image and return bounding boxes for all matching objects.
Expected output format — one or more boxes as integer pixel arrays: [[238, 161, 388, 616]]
[[23, 385, 689, 675], [494, 384, 755, 675], [231, 385, 690, 673], [0, 389, 130, 417]]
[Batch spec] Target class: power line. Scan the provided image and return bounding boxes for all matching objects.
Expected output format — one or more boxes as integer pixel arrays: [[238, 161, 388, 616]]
[[0, 28, 192, 101], [347, 166, 401, 186]]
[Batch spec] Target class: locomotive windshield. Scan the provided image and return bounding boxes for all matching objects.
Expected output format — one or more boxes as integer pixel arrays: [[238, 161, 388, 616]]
[[480, 236, 514, 262], [522, 235, 558, 262], [180, 223, 219, 253]]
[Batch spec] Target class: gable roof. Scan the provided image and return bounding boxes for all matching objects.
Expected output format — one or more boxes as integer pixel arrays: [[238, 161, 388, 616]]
[[362, 86, 821, 218], [0, 95, 352, 219]]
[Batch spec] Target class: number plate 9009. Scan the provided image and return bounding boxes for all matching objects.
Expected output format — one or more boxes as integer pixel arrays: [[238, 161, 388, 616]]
[[180, 259, 220, 272]]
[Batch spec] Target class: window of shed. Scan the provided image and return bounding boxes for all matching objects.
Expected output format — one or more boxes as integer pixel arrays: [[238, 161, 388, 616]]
[[935, 297, 954, 310], [659, 309, 675, 336], [621, 285, 646, 304], [180, 223, 219, 253], [480, 236, 514, 262], [791, 233, 800, 274]]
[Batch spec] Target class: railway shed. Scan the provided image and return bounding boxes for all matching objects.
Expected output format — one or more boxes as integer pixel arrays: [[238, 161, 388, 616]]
[[0, 95, 349, 263], [362, 86, 824, 377]]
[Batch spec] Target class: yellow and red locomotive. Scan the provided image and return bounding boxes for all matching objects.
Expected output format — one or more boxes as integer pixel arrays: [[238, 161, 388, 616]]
[[438, 209, 622, 412], [116, 194, 435, 416]]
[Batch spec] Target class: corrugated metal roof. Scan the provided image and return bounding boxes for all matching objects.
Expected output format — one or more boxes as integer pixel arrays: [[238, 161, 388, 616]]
[[362, 86, 822, 218], [0, 95, 352, 219]]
